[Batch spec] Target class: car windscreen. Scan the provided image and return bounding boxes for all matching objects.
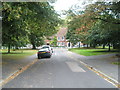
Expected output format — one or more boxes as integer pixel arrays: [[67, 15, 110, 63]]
[[41, 47, 49, 49], [39, 48, 49, 51]]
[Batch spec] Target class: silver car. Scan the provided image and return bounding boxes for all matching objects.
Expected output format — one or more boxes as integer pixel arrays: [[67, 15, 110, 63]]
[[37, 45, 53, 59], [41, 45, 53, 53], [37, 48, 52, 59]]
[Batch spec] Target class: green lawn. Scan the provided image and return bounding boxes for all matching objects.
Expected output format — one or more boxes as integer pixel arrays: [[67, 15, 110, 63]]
[[112, 62, 120, 65], [2, 49, 38, 60], [69, 48, 119, 56]]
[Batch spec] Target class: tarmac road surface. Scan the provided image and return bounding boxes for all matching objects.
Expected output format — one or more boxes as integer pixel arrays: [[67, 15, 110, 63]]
[[3, 48, 116, 88]]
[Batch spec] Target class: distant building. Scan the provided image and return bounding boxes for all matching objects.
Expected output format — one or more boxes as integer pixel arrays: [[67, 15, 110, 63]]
[[44, 27, 83, 47], [44, 27, 69, 47], [44, 35, 54, 45], [56, 27, 69, 47], [44, 39, 51, 45]]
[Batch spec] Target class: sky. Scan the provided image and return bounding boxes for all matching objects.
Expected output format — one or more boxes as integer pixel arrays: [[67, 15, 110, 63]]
[[51, 0, 118, 18], [52, 0, 85, 18], [53, 0, 83, 12]]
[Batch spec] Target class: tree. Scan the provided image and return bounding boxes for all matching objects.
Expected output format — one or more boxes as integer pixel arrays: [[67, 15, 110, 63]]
[[2, 2, 29, 53], [2, 2, 61, 52], [85, 1, 120, 50], [66, 1, 120, 50], [50, 36, 57, 46]]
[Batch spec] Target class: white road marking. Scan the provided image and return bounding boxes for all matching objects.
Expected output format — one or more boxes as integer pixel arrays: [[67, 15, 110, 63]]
[[66, 62, 86, 72]]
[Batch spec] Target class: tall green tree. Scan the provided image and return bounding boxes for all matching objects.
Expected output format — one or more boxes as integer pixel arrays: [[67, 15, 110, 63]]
[[2, 2, 29, 53], [50, 36, 57, 46], [2, 2, 61, 52], [66, 1, 120, 50]]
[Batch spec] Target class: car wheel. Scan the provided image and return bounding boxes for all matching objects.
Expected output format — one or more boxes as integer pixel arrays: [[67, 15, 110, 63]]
[[48, 56, 51, 58], [38, 56, 41, 59]]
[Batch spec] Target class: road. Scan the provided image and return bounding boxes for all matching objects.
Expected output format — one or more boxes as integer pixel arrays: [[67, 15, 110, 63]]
[[3, 48, 116, 88]]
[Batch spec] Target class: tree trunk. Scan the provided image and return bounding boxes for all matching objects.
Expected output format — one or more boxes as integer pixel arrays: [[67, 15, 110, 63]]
[[93, 44, 96, 48], [32, 43, 36, 49], [8, 44, 11, 53], [113, 42, 116, 49], [15, 46, 19, 49], [87, 44, 89, 48], [113, 44, 116, 49], [90, 43, 92, 47], [113, 43, 118, 49], [108, 44, 111, 52], [103, 44, 105, 49], [78, 42, 80, 48]]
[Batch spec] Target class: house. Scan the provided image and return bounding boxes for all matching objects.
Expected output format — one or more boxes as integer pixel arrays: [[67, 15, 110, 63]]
[[44, 27, 83, 47], [56, 27, 69, 47], [44, 27, 69, 47]]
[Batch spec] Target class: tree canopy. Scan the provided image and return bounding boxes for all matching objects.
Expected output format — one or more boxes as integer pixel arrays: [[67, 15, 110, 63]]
[[66, 1, 120, 51], [2, 2, 61, 52]]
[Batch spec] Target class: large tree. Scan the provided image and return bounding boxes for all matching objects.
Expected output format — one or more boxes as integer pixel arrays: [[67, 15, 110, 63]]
[[2, 2, 60, 52], [66, 1, 120, 50]]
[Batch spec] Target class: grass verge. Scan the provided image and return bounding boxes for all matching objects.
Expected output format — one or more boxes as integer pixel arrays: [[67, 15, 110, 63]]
[[112, 62, 120, 65], [2, 49, 38, 60], [69, 48, 119, 56]]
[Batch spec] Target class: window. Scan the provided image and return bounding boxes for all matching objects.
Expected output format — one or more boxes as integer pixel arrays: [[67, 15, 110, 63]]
[[57, 37, 60, 41], [57, 42, 61, 46], [62, 36, 64, 40], [62, 42, 65, 46]]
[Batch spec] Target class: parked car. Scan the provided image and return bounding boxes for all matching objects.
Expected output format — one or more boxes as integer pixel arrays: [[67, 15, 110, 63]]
[[41, 45, 53, 53], [37, 48, 52, 59]]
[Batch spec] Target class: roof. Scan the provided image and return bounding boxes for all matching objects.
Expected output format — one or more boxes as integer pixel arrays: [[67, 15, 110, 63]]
[[56, 27, 68, 37]]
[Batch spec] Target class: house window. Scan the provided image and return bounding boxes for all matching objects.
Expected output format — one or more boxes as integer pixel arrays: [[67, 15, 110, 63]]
[[62, 42, 64, 46], [62, 36, 64, 40], [57, 37, 60, 41], [57, 42, 60, 46]]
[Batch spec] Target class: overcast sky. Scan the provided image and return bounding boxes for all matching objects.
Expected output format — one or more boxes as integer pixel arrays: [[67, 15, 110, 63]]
[[53, 0, 83, 11], [51, 0, 118, 16], [52, 0, 85, 18]]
